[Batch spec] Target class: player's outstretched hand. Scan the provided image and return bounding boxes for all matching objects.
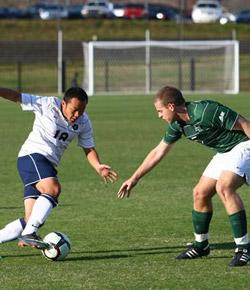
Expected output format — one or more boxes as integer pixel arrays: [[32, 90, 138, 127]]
[[117, 178, 137, 199], [99, 165, 118, 183]]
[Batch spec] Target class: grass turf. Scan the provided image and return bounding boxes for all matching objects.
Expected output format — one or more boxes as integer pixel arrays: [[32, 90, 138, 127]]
[[0, 93, 250, 289], [1, 20, 250, 41]]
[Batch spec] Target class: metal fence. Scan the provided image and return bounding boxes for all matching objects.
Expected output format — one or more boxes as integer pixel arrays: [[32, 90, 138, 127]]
[[0, 40, 83, 94], [0, 39, 249, 94]]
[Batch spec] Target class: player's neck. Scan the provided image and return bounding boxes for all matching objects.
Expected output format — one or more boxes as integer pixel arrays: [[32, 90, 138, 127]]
[[176, 106, 190, 122]]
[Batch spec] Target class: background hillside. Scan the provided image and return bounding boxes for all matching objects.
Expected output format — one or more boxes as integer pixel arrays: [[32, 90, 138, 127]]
[[0, 19, 249, 41]]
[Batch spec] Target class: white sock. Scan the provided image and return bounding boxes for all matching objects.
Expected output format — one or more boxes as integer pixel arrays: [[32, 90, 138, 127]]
[[0, 218, 25, 243], [234, 234, 249, 245], [194, 233, 209, 242], [21, 195, 54, 236]]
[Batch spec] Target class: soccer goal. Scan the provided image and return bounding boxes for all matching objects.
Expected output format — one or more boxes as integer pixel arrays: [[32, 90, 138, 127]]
[[82, 40, 239, 96]]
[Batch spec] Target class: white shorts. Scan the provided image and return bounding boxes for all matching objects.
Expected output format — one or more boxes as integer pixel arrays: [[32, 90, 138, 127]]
[[203, 140, 250, 185]]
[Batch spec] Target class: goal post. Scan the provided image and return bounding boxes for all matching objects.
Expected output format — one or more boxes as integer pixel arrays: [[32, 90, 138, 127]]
[[82, 40, 239, 96]]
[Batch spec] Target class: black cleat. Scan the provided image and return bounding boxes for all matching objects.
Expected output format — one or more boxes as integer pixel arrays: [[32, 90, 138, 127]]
[[176, 244, 210, 259], [19, 232, 48, 249], [229, 248, 250, 267]]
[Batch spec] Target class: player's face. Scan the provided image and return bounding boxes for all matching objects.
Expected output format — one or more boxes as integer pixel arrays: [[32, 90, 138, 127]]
[[154, 99, 177, 123], [61, 97, 86, 124]]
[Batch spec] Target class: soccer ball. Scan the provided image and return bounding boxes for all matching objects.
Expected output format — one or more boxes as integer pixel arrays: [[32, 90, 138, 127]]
[[42, 232, 71, 261]]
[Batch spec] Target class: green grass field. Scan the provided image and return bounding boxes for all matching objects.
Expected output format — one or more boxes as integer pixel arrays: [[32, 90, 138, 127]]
[[1, 93, 250, 289]]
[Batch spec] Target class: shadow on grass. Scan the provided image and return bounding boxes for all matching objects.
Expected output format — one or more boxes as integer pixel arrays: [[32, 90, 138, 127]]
[[1, 242, 235, 261], [210, 242, 235, 250], [65, 242, 235, 262], [0, 203, 75, 211], [1, 252, 41, 259], [0, 206, 23, 210]]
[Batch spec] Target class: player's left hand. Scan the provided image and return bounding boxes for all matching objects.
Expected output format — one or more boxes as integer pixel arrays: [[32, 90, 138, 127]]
[[99, 165, 118, 183]]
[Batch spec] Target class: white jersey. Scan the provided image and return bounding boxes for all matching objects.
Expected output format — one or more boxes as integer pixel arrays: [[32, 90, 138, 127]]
[[18, 93, 95, 166]]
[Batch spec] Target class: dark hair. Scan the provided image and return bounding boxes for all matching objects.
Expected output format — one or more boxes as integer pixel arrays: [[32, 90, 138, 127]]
[[154, 86, 185, 106], [63, 87, 88, 104]]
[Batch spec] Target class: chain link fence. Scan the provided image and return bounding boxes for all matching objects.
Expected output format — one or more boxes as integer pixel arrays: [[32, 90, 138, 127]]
[[0, 40, 83, 94], [0, 39, 249, 94]]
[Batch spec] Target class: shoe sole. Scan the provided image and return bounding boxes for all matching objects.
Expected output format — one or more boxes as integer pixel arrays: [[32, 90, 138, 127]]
[[18, 237, 51, 250]]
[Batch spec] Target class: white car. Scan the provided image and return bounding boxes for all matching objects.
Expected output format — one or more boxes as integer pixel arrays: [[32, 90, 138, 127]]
[[39, 4, 68, 20], [112, 4, 125, 18], [192, 0, 222, 23], [81, 0, 114, 18], [219, 9, 236, 25]]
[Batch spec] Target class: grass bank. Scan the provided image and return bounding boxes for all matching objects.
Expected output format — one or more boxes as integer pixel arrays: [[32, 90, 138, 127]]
[[1, 19, 249, 41]]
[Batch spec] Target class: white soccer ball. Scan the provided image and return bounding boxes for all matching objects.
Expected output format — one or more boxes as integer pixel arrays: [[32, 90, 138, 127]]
[[42, 232, 71, 261]]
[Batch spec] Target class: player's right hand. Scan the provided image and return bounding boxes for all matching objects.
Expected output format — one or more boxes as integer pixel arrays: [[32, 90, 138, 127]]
[[117, 178, 137, 199]]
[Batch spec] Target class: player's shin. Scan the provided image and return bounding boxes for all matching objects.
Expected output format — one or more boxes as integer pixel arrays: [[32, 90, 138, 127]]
[[21, 194, 57, 236], [192, 210, 213, 248], [229, 209, 249, 249]]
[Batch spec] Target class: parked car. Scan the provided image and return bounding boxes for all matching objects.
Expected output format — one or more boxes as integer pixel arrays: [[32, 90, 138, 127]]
[[112, 3, 125, 18], [39, 4, 68, 20], [81, 0, 114, 18], [67, 5, 84, 19], [236, 9, 250, 23], [0, 6, 30, 19], [123, 3, 146, 19], [147, 4, 179, 21], [0, 7, 10, 18], [219, 8, 236, 24], [27, 3, 49, 18], [192, 0, 222, 23]]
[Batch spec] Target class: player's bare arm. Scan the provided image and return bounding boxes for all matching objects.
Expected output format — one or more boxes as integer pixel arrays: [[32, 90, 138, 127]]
[[0, 88, 21, 103], [84, 147, 118, 183], [233, 116, 250, 138], [117, 141, 174, 199]]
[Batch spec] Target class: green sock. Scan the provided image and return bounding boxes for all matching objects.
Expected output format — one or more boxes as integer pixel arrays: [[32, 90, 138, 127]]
[[229, 209, 249, 249], [192, 210, 213, 248]]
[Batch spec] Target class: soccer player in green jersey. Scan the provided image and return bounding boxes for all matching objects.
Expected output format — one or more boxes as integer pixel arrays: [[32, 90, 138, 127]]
[[117, 85, 250, 267]]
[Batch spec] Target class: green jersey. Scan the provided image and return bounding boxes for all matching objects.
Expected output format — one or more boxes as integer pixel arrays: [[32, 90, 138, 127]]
[[163, 100, 248, 153]]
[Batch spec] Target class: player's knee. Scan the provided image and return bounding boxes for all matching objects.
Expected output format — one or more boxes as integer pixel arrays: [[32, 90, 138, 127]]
[[193, 185, 207, 201], [40, 183, 61, 198], [36, 179, 61, 198], [216, 181, 230, 200], [49, 184, 61, 198]]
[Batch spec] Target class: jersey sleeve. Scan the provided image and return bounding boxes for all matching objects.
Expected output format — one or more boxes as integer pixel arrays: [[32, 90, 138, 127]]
[[78, 115, 95, 149], [202, 102, 238, 130], [163, 122, 182, 144], [20, 93, 47, 114]]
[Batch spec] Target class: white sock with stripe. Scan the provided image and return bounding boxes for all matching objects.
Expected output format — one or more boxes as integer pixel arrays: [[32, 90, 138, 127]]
[[194, 233, 209, 242], [0, 218, 26, 243], [21, 194, 54, 236], [234, 234, 249, 247]]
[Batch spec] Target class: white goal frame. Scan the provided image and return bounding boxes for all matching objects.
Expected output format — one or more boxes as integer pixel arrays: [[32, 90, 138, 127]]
[[82, 40, 239, 96]]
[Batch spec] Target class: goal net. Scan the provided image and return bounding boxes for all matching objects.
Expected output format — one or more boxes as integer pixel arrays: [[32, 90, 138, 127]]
[[82, 40, 239, 96]]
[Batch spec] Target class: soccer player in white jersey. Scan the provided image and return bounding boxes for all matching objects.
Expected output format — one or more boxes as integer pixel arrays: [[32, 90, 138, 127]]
[[117, 85, 250, 267], [0, 87, 117, 248]]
